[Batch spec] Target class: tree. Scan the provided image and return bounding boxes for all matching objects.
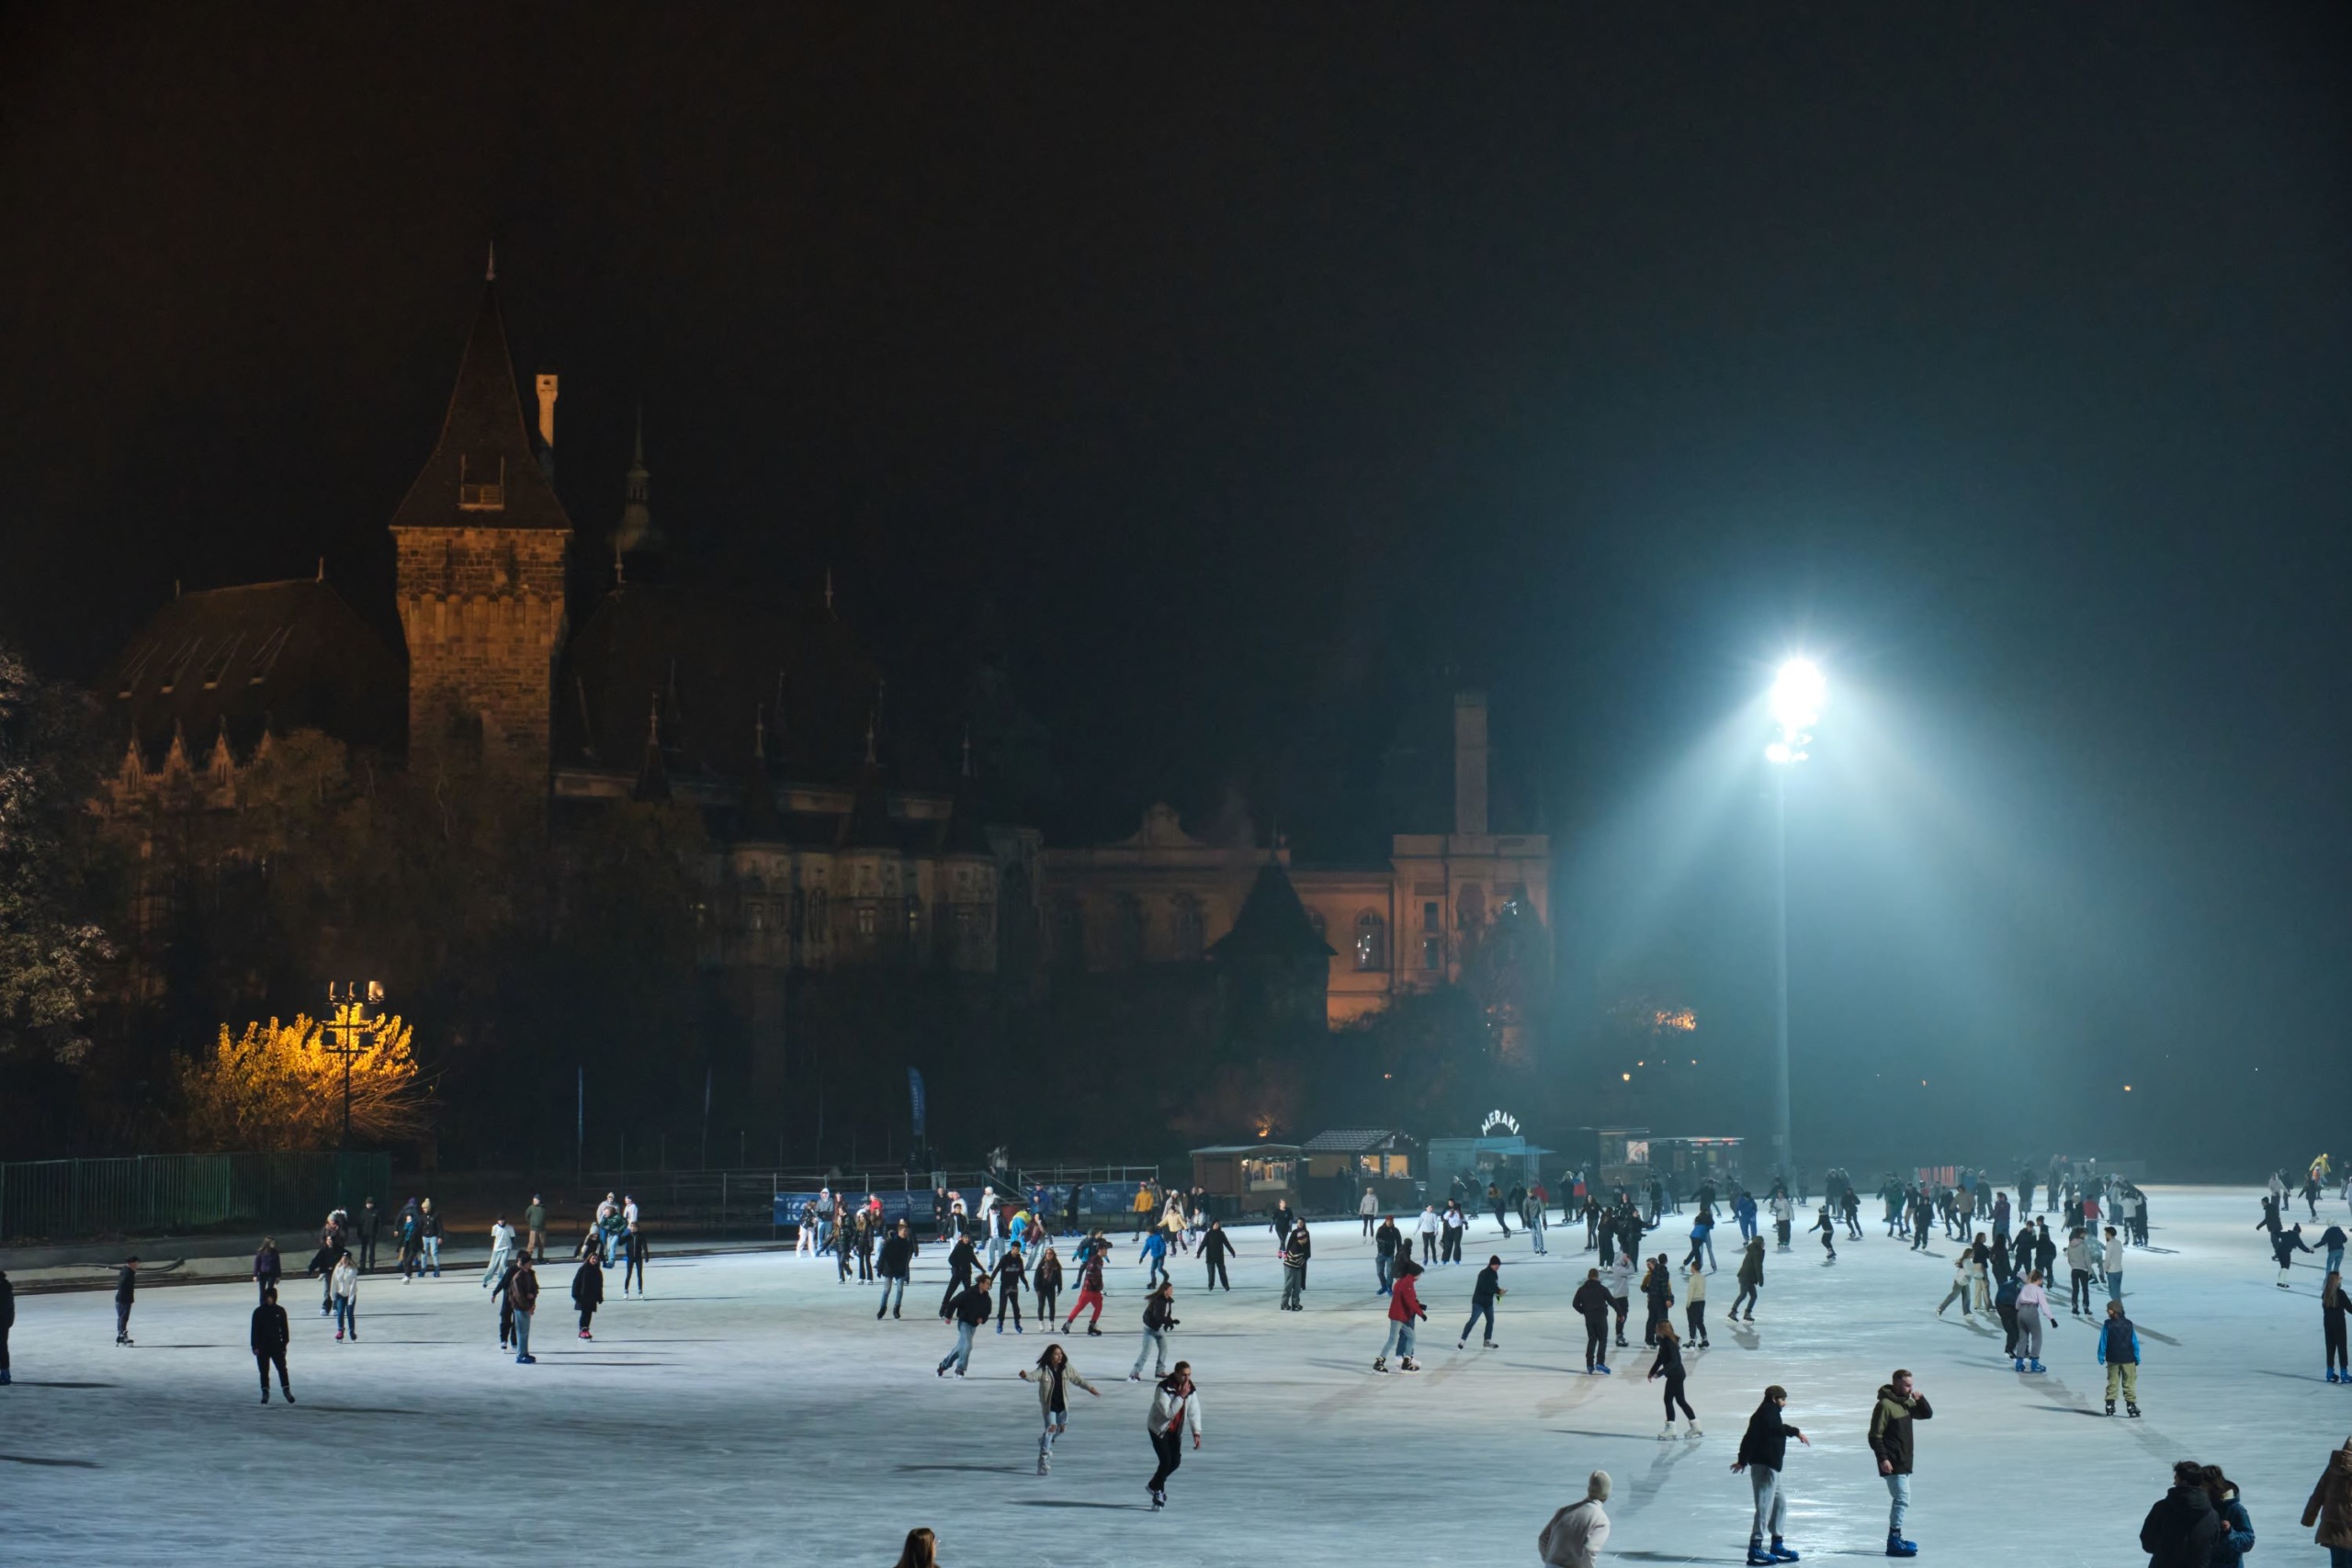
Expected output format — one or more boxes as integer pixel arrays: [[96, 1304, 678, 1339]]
[[0, 642, 114, 1063], [175, 1011, 426, 1150]]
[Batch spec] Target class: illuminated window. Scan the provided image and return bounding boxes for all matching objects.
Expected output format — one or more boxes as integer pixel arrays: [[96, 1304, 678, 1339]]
[[906, 896, 922, 938], [116, 641, 159, 698], [457, 454, 505, 510], [1422, 935, 1444, 971], [1354, 911, 1386, 971], [855, 904, 876, 938], [1422, 900, 1441, 932]]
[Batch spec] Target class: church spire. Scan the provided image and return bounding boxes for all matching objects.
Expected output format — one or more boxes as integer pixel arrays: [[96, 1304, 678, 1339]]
[[610, 403, 663, 574]]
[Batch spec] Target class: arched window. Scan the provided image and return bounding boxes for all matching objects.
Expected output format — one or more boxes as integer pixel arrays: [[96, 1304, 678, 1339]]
[[1170, 894, 1204, 962], [1354, 911, 1386, 971], [906, 895, 923, 941]]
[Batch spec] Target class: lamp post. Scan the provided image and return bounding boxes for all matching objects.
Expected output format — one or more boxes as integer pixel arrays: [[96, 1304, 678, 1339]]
[[323, 980, 384, 1149], [1765, 660, 1823, 1190]]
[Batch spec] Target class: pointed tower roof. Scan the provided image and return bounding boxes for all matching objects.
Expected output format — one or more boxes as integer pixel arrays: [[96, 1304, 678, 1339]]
[[631, 690, 670, 804], [613, 406, 662, 556], [739, 705, 784, 840], [390, 276, 572, 533], [1210, 858, 1336, 961], [840, 715, 898, 848]]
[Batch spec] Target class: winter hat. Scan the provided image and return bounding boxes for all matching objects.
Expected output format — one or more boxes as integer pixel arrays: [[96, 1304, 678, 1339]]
[[1586, 1470, 1611, 1501]]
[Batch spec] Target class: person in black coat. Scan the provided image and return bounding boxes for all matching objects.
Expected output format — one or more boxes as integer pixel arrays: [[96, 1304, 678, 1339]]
[[356, 1198, 381, 1272], [114, 1257, 139, 1345], [1572, 1269, 1615, 1374], [250, 1285, 293, 1404], [1732, 1385, 1810, 1563], [0, 1267, 14, 1384], [938, 1233, 978, 1317], [2139, 1459, 2223, 1568], [571, 1256, 605, 1339], [252, 1238, 283, 1304], [876, 1221, 918, 1320]]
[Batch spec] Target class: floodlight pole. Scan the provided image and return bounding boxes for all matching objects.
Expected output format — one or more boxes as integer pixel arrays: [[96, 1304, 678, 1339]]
[[1770, 766, 1793, 1189]]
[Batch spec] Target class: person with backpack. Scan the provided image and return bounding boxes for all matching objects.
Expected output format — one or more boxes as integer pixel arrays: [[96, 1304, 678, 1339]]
[[1537, 1470, 1612, 1567], [1129, 1280, 1179, 1381], [1019, 1342, 1100, 1475], [1378, 1256, 1427, 1373], [249, 1284, 293, 1404], [1731, 1383, 1808, 1564], [2097, 1298, 2143, 1417], [1142, 1361, 1204, 1510]]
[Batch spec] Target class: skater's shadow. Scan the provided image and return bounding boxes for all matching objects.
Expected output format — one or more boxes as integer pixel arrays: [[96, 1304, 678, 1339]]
[[1010, 1499, 1139, 1510], [1547, 1428, 1651, 1440], [2032, 1404, 2107, 1418], [297, 1405, 428, 1416], [2254, 1369, 2330, 1383], [898, 1462, 1027, 1474], [0, 1452, 100, 1467], [2137, 1326, 2181, 1346], [12, 1381, 114, 1389], [1951, 1317, 1998, 1337], [1728, 1323, 1760, 1351]]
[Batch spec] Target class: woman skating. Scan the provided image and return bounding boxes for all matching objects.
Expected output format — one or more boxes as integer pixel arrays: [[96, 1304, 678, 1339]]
[[1034, 1245, 1062, 1325], [1377, 1256, 1426, 1372], [1129, 1280, 1178, 1381], [994, 1243, 1027, 1335], [1020, 1342, 1100, 1474], [1641, 1255, 1674, 1346], [2323, 1269, 2347, 1383], [1731, 1235, 1765, 1321], [1811, 1204, 1837, 1261], [571, 1251, 605, 1340], [1647, 1319, 1700, 1439], [330, 1251, 359, 1341], [2012, 1269, 2055, 1372], [1684, 1260, 1710, 1346], [1144, 1361, 1204, 1510]]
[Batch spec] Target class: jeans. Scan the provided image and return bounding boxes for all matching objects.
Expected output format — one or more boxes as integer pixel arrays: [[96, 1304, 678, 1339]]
[[996, 1287, 1023, 1329], [116, 1302, 132, 1339], [334, 1298, 356, 1337], [423, 1236, 440, 1274], [876, 1277, 906, 1317], [1732, 1282, 1759, 1317], [1039, 1411, 1067, 1460], [938, 1321, 977, 1374], [2108, 1270, 2124, 1303], [1749, 1466, 1786, 1540], [1530, 1221, 1547, 1255], [1460, 1301, 1495, 1343], [1884, 1472, 1911, 1536], [2328, 1246, 2345, 1276], [514, 1309, 534, 1359], [1379, 1319, 1418, 1359], [1131, 1327, 1170, 1378], [1375, 1253, 1394, 1293], [1281, 1262, 1306, 1308]]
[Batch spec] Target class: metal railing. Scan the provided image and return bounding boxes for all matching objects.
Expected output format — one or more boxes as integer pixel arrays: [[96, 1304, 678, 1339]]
[[0, 1153, 393, 1244]]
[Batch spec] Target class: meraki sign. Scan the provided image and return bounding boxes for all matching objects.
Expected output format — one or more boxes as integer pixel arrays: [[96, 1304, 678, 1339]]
[[1479, 1110, 1521, 1137]]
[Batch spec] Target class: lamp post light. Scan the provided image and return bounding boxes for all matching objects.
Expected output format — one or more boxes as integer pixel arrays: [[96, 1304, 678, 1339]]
[[1765, 659, 1823, 1190], [323, 980, 385, 1149]]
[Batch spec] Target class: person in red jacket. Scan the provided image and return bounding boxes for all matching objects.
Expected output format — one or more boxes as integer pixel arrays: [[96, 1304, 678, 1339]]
[[1062, 1244, 1109, 1336], [1377, 1256, 1427, 1373]]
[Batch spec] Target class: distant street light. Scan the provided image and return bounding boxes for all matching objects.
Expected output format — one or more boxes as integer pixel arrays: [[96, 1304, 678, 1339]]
[[1765, 659, 1823, 1185], [323, 980, 385, 1148]]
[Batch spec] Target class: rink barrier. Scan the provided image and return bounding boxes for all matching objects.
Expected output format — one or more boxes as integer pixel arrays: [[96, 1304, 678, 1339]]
[[0, 1152, 392, 1244]]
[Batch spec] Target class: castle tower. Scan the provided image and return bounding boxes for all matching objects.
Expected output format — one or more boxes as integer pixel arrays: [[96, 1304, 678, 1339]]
[[390, 262, 571, 770]]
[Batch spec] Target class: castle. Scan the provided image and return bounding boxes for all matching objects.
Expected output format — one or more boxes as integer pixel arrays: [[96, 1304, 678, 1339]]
[[101, 265, 1547, 1057]]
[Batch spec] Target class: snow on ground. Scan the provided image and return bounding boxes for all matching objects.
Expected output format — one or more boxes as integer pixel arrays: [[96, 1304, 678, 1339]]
[[4, 1185, 2346, 1566]]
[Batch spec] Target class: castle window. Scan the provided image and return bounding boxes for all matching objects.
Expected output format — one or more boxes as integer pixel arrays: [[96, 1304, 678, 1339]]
[[1421, 900, 1442, 932], [1421, 934, 1444, 971], [458, 454, 506, 510], [198, 632, 245, 689], [748, 901, 768, 932], [1170, 894, 1204, 962], [855, 904, 877, 938], [906, 896, 923, 940], [247, 626, 292, 684], [808, 890, 829, 942], [1355, 911, 1387, 971], [1113, 895, 1146, 966]]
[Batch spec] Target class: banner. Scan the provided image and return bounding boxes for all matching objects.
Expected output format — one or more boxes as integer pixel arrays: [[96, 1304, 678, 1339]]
[[908, 1067, 928, 1140]]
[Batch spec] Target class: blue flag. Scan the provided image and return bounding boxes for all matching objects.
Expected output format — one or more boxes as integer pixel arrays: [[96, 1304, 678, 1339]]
[[908, 1067, 928, 1140]]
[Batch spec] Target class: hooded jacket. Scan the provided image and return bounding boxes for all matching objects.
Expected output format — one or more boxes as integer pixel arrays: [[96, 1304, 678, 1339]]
[[571, 1259, 605, 1311], [1866, 1384, 1932, 1475], [1537, 1473, 1612, 1568], [2211, 1485, 2256, 1568], [1736, 1243, 1766, 1288], [2139, 1483, 2222, 1568], [2305, 1441, 2352, 1550]]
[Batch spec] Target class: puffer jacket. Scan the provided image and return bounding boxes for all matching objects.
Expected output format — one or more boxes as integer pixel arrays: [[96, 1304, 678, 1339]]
[[2211, 1485, 2255, 1568], [2306, 1441, 2352, 1550]]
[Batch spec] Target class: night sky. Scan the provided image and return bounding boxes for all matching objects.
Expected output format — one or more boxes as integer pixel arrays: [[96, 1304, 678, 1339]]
[[5, 6, 2347, 1165]]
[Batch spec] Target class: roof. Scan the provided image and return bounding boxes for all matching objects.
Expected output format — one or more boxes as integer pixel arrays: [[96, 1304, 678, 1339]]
[[104, 580, 405, 765], [1208, 860, 1336, 961], [1190, 1144, 1304, 1156], [388, 280, 571, 534], [1301, 1128, 1418, 1153]]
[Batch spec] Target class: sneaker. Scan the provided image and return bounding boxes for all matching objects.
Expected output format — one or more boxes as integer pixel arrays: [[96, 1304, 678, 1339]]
[[1770, 1540, 1800, 1562]]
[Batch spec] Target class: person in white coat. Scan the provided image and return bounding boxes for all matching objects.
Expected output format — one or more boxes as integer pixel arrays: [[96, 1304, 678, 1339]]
[[1539, 1470, 1613, 1567], [331, 1252, 359, 1341], [1359, 1185, 1380, 1238], [1143, 1361, 1204, 1510], [1417, 1205, 1442, 1264], [482, 1216, 515, 1290]]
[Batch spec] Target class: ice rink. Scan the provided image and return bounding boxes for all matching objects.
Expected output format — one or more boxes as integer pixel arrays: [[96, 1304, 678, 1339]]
[[5, 1184, 2345, 1566]]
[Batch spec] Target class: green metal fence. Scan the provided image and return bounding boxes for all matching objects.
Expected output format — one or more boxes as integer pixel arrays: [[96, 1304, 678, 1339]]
[[0, 1153, 393, 1243]]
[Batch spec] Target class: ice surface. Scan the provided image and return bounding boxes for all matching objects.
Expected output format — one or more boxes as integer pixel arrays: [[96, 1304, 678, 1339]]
[[4, 1186, 2345, 1566]]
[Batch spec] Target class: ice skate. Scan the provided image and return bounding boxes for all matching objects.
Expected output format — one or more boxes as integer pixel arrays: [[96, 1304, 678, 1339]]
[[2028, 1359, 2045, 1373], [2126, 1401, 2141, 1417], [1748, 1543, 1778, 1566], [1657, 1420, 1677, 1440], [1036, 1454, 1050, 1475], [2105, 1398, 2116, 1415], [1482, 1339, 1498, 1349], [1684, 1420, 1702, 1438], [1398, 1357, 1421, 1372], [1769, 1540, 1800, 1562], [1885, 1532, 1917, 1557], [1372, 1357, 1388, 1373]]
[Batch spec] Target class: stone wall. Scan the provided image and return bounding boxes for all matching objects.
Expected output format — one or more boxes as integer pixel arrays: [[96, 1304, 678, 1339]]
[[392, 526, 569, 767]]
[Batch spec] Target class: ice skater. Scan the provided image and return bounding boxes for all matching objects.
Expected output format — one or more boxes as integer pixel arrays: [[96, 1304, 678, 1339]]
[[1138, 1225, 1170, 1289], [1020, 1342, 1100, 1473], [113, 1256, 139, 1345], [1935, 1249, 1973, 1319], [1641, 1255, 1674, 1347], [1377, 1256, 1426, 1373], [1129, 1280, 1178, 1381], [1684, 1259, 1711, 1346], [2276, 1222, 2316, 1287], [2320, 1269, 2346, 1383], [2011, 1269, 2055, 1372], [1731, 1235, 1764, 1322], [1608, 1251, 1635, 1347], [1573, 1269, 1613, 1373], [1034, 1244, 1062, 1324], [571, 1248, 604, 1339], [1374, 1214, 1402, 1292], [938, 1227, 978, 1316], [1143, 1361, 1204, 1510], [1278, 1219, 1311, 1310], [1866, 1369, 1932, 1557], [995, 1238, 1028, 1334], [621, 1221, 648, 1294], [937, 1269, 993, 1376], [1811, 1204, 1838, 1262], [419, 1198, 443, 1276], [1459, 1255, 1505, 1349], [0, 1267, 13, 1385], [1418, 1203, 1442, 1264], [1062, 1243, 1108, 1335], [331, 1250, 358, 1341], [250, 1284, 294, 1404], [482, 1214, 515, 1289], [2097, 1298, 2143, 1416], [1200, 1219, 1236, 1292], [876, 1220, 917, 1321], [1537, 1471, 1612, 1566], [1732, 1384, 1808, 1564], [1648, 1319, 1699, 1439]]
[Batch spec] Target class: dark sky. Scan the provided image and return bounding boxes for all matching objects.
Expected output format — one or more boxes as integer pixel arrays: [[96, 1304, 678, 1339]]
[[6, 6, 2347, 1164]]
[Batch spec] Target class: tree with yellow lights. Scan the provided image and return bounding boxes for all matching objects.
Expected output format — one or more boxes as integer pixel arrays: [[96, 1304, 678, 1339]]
[[176, 1012, 428, 1151]]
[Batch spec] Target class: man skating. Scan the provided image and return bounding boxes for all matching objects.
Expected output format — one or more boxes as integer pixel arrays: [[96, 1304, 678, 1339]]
[[2096, 1299, 2143, 1416], [113, 1256, 139, 1345], [1200, 1219, 1236, 1292], [1866, 1369, 1932, 1557], [250, 1285, 294, 1404], [1128, 1280, 1178, 1381], [1572, 1269, 1613, 1374], [937, 1270, 993, 1377], [1459, 1255, 1505, 1349], [507, 1255, 540, 1363], [1731, 1236, 1765, 1321], [524, 1195, 546, 1262], [1731, 1384, 1808, 1564], [1142, 1361, 1203, 1510], [1537, 1471, 1611, 1567], [876, 1220, 917, 1320]]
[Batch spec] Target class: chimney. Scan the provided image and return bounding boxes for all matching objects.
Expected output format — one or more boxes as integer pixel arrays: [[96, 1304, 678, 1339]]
[[1453, 689, 1488, 838], [535, 373, 559, 449]]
